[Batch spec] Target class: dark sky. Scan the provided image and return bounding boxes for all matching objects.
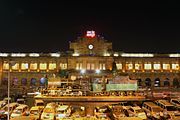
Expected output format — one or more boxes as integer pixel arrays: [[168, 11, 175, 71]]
[[0, 1, 179, 53]]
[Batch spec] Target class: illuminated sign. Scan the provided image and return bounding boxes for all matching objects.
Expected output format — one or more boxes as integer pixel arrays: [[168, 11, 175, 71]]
[[86, 31, 95, 37]]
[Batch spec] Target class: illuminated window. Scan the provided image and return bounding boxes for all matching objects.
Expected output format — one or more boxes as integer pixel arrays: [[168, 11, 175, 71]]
[[135, 64, 141, 70], [126, 63, 133, 70], [39, 63, 47, 70], [12, 63, 19, 70], [76, 63, 83, 70], [153, 64, 161, 70], [60, 63, 67, 69], [49, 63, 56, 70], [30, 63, 37, 70], [87, 63, 91, 70], [91, 64, 95, 70], [163, 64, 170, 70], [21, 63, 28, 70], [86, 63, 96, 70], [3, 63, 9, 70], [144, 63, 152, 70], [172, 64, 179, 70], [99, 63, 105, 70], [116, 63, 122, 70]]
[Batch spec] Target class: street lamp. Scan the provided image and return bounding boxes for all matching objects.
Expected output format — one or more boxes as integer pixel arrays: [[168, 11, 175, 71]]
[[7, 60, 15, 120]]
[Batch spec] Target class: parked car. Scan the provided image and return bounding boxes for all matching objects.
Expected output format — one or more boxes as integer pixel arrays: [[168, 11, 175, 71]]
[[124, 106, 147, 120], [10, 104, 29, 118], [142, 102, 163, 119], [29, 106, 41, 120], [170, 98, 180, 110]]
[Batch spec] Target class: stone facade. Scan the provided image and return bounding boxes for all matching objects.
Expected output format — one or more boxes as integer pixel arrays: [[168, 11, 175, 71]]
[[0, 31, 179, 88]]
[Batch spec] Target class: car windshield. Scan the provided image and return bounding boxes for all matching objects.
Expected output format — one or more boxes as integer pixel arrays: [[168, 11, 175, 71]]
[[166, 106, 176, 111], [135, 109, 144, 113], [152, 108, 162, 112], [4, 107, 13, 111], [30, 110, 39, 114], [37, 103, 44, 106], [44, 108, 54, 113], [13, 109, 22, 114]]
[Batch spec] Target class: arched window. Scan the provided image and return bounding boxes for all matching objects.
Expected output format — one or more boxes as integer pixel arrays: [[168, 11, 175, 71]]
[[21, 78, 27, 86], [145, 78, 151, 87], [40, 77, 47, 86], [173, 78, 179, 88], [30, 78, 36, 86], [154, 78, 160, 87], [2, 78, 8, 85], [164, 78, 170, 87], [137, 79, 142, 86], [13, 78, 18, 86]]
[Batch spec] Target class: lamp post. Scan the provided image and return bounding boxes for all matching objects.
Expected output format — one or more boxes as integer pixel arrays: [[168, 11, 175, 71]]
[[7, 60, 15, 120]]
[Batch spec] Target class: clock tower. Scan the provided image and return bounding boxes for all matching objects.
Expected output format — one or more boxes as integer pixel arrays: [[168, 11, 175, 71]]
[[70, 31, 112, 56]]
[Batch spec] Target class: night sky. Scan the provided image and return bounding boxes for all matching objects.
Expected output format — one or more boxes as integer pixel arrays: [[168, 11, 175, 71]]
[[0, 1, 179, 53]]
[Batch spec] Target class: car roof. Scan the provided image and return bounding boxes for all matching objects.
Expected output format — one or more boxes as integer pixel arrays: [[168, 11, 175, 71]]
[[131, 106, 141, 110], [5, 102, 18, 107], [30, 106, 39, 111], [15, 104, 28, 109], [143, 102, 160, 107], [57, 105, 69, 111]]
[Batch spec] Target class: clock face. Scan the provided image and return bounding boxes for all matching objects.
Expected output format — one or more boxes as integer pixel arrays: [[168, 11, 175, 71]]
[[88, 44, 93, 49]]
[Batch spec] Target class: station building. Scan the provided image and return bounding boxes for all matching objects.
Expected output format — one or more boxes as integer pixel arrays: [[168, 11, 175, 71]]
[[0, 31, 179, 88]]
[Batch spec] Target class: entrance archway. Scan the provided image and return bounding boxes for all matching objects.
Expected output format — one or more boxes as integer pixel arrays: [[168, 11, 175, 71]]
[[40, 77, 47, 86], [2, 78, 8, 85], [13, 78, 18, 86], [164, 78, 170, 87], [21, 78, 27, 86], [145, 78, 151, 87], [173, 78, 179, 88], [154, 78, 160, 87], [30, 78, 36, 86]]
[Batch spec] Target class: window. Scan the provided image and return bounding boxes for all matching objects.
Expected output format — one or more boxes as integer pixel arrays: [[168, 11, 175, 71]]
[[116, 63, 122, 70], [172, 64, 179, 70], [12, 63, 19, 70], [3, 63, 9, 70], [135, 63, 141, 70], [86, 63, 95, 70], [163, 64, 170, 70], [126, 63, 133, 70], [21, 63, 28, 70], [144, 63, 152, 70], [153, 64, 161, 70], [40, 63, 47, 70], [49, 63, 56, 70], [76, 63, 82, 70], [60, 63, 67, 69], [99, 63, 105, 70], [30, 63, 37, 70]]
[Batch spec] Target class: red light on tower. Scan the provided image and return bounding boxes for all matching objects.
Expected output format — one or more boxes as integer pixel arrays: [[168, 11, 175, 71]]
[[86, 30, 95, 38]]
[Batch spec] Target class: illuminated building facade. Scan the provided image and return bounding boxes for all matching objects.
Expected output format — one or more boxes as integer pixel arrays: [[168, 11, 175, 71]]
[[0, 31, 179, 88]]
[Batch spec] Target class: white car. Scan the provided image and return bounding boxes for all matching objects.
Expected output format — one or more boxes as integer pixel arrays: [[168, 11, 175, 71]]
[[124, 106, 147, 120], [10, 104, 29, 118]]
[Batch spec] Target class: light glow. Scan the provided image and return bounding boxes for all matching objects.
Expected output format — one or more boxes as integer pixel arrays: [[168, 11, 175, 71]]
[[80, 69, 86, 74], [11, 53, 26, 57], [50, 53, 60, 57], [169, 54, 180, 57], [103, 53, 110, 56], [95, 69, 100, 74], [29, 53, 40, 57], [72, 53, 79, 56], [0, 53, 9, 57], [113, 53, 119, 56], [86, 30, 95, 37], [121, 53, 154, 57]]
